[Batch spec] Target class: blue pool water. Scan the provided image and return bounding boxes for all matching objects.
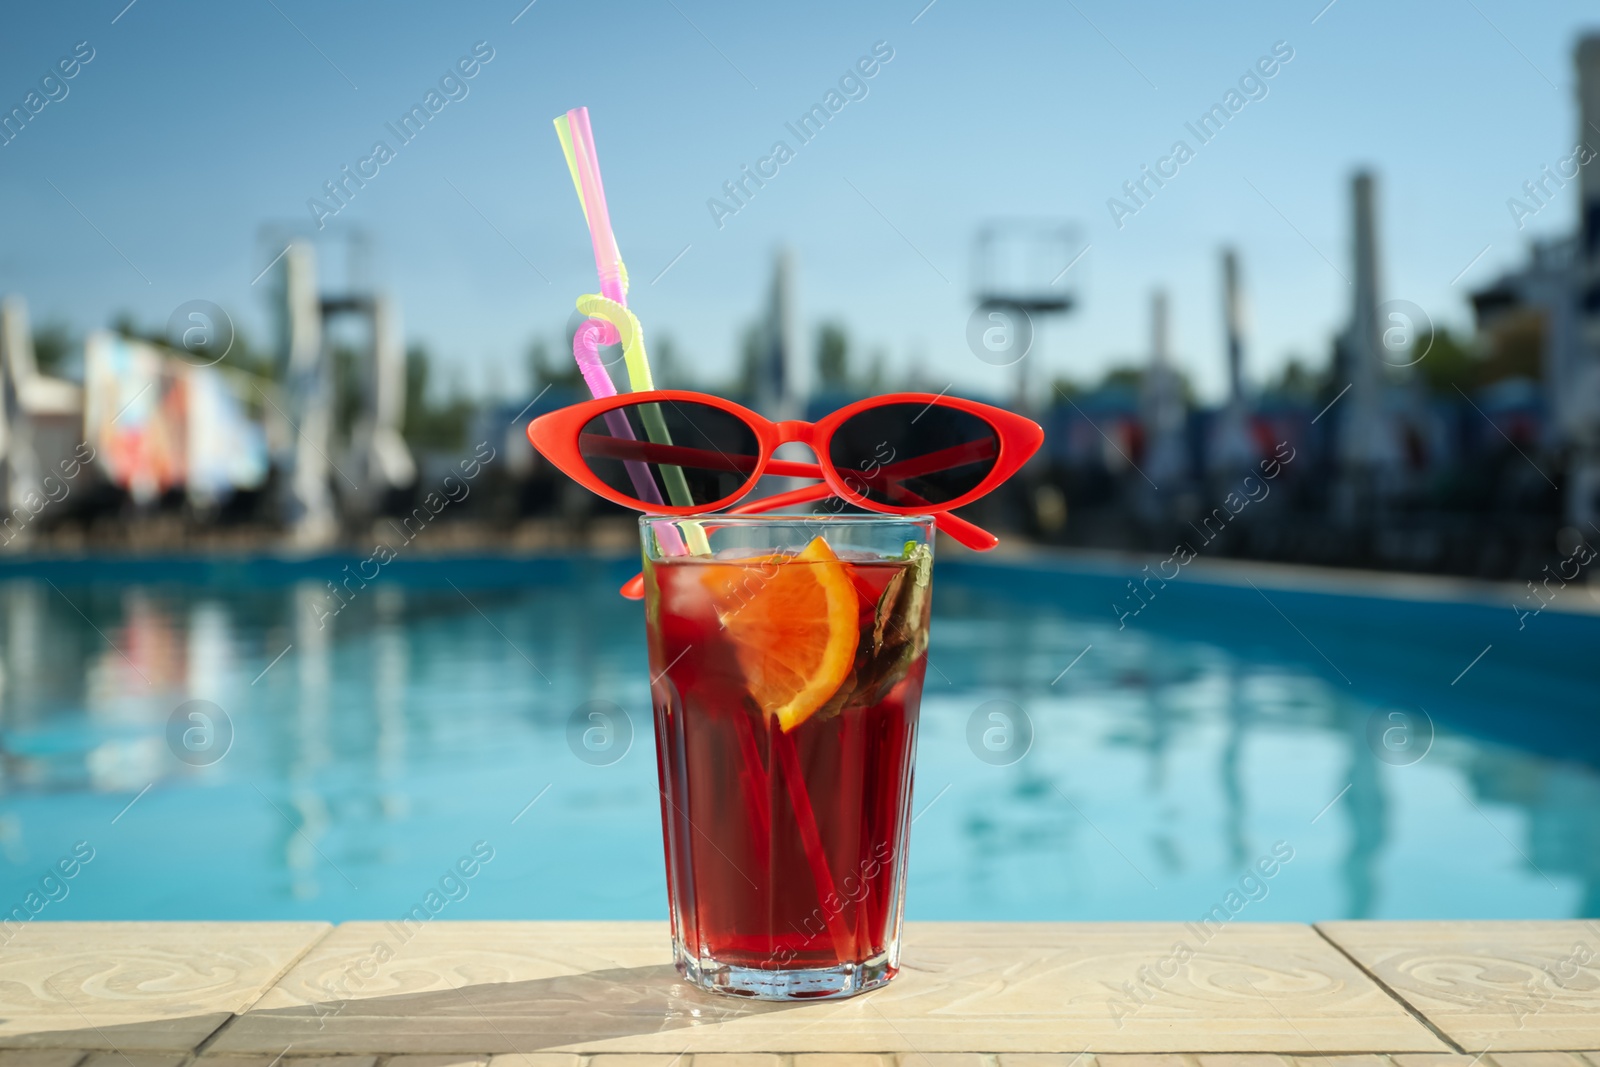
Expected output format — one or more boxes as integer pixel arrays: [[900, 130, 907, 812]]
[[0, 551, 1596, 922]]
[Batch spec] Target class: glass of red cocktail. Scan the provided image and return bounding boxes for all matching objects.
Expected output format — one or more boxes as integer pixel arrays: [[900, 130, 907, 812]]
[[642, 513, 933, 1000]]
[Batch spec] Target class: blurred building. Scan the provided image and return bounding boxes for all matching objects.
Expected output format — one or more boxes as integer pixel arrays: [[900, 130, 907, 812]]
[[1468, 34, 1600, 528]]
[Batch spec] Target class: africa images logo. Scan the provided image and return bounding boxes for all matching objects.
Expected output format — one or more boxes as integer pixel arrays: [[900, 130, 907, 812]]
[[706, 41, 895, 230], [1106, 41, 1295, 230], [307, 42, 496, 230]]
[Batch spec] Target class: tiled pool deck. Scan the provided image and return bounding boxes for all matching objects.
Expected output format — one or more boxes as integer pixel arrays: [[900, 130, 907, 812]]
[[2, 922, 1597, 1063]]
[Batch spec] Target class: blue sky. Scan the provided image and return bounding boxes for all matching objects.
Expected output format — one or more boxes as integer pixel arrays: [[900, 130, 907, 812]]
[[0, 0, 1595, 403]]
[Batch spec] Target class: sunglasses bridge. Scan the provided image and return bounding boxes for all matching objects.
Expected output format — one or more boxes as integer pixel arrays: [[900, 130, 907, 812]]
[[771, 419, 815, 445]]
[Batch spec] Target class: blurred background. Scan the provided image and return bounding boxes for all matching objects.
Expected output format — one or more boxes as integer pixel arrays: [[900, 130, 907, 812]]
[[2, 1, 1599, 923], [3, 0, 1600, 572]]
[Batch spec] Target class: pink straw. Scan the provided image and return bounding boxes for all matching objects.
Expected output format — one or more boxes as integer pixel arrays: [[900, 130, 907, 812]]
[[566, 107, 689, 548], [557, 107, 686, 546], [568, 107, 627, 312], [572, 320, 619, 399]]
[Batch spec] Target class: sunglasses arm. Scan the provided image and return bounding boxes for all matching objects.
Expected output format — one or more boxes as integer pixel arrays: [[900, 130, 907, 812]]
[[932, 509, 999, 551]]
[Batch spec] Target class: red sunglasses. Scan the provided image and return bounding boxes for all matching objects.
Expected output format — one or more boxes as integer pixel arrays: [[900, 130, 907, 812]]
[[524, 389, 1043, 598]]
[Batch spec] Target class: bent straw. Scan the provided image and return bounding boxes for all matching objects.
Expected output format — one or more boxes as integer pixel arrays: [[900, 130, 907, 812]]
[[577, 299, 708, 554], [553, 112, 883, 968], [562, 111, 709, 553], [552, 109, 690, 548], [552, 111, 624, 376], [574, 295, 656, 399], [574, 296, 708, 544]]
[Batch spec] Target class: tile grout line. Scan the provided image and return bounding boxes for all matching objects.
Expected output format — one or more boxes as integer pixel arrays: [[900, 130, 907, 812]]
[[1311, 923, 1467, 1055], [48, 923, 1598, 1061], [239, 922, 342, 1014], [185, 1019, 237, 1063], [191, 921, 343, 1055]]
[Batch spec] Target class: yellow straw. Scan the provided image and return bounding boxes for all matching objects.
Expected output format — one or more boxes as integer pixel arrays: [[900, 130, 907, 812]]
[[553, 111, 709, 555], [577, 294, 710, 554], [575, 294, 653, 393], [553, 115, 588, 222]]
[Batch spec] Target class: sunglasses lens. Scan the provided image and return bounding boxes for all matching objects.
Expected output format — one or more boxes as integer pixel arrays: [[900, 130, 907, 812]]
[[828, 402, 1000, 508], [578, 400, 760, 509]]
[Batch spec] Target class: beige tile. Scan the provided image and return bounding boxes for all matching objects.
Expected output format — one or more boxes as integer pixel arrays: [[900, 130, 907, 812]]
[[80, 1056, 185, 1067], [1197, 1058, 1286, 1067], [387, 1058, 490, 1067], [1099, 1059, 1192, 1067], [0, 1054, 89, 1067], [1290, 1059, 1389, 1067], [486, 1058, 580, 1067], [898, 1057, 988, 1067], [1318, 921, 1600, 1052], [1491, 1057, 1594, 1067], [587, 1059, 691, 1067], [997, 1057, 1092, 1067], [1392, 1058, 1488, 1067], [209, 921, 1440, 1055], [695, 1057, 785, 1067], [0, 922, 331, 1051], [794, 1058, 889, 1067]]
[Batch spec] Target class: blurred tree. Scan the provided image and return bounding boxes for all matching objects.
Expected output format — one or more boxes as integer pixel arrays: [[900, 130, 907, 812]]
[[737, 323, 763, 396], [1413, 329, 1479, 392], [110, 312, 147, 342], [331, 344, 362, 442], [404, 343, 472, 450], [1266, 355, 1326, 399], [862, 347, 886, 390], [404, 345, 429, 427], [234, 345, 279, 382], [1098, 362, 1194, 402], [1477, 311, 1543, 386], [654, 334, 684, 389], [31, 323, 71, 375], [1099, 365, 1145, 390], [1049, 376, 1084, 399], [107, 309, 277, 381], [528, 339, 581, 390], [815, 322, 850, 390]]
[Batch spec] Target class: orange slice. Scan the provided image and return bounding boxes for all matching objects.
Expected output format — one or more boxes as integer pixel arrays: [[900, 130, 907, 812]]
[[700, 536, 860, 731]]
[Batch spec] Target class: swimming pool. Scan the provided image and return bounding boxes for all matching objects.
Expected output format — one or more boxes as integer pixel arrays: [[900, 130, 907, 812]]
[[1, 550, 1596, 923]]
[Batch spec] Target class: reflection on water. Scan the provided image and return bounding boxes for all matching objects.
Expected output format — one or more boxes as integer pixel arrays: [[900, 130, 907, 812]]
[[0, 555, 1596, 921]]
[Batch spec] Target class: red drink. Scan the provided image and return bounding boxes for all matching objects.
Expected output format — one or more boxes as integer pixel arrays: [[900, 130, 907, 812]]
[[642, 516, 933, 999]]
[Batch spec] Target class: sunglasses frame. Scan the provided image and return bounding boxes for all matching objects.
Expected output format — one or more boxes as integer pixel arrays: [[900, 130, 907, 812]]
[[524, 389, 1044, 518]]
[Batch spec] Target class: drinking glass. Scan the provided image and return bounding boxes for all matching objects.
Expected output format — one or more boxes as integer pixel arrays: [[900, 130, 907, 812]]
[[641, 513, 933, 1000]]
